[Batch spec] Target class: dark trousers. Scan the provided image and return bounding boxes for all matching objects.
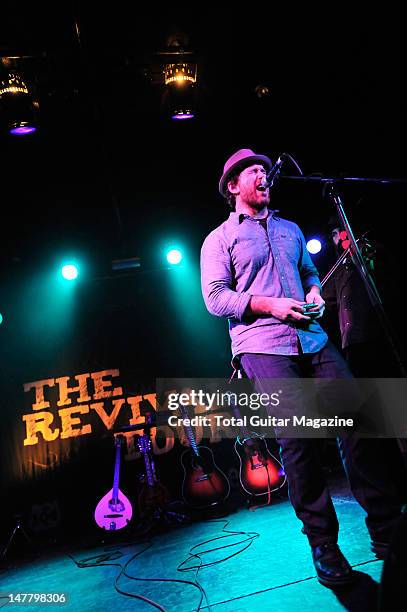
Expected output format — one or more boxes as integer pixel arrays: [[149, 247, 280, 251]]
[[240, 341, 406, 547]]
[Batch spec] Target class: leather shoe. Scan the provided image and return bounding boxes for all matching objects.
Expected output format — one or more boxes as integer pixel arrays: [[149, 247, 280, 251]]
[[312, 543, 354, 587], [371, 540, 389, 560]]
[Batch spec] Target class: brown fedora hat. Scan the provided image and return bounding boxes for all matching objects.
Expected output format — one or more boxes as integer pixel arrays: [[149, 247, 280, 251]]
[[219, 148, 272, 196]]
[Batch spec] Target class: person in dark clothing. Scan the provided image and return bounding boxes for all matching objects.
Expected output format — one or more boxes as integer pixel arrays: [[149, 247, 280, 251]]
[[323, 218, 407, 508], [200, 148, 406, 588], [323, 220, 401, 377]]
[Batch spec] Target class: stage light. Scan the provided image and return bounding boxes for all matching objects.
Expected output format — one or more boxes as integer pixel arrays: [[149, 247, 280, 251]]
[[0, 313, 3, 325], [164, 63, 197, 86], [153, 35, 199, 121], [171, 110, 194, 120], [255, 84, 270, 98], [164, 61, 197, 121], [0, 68, 39, 135], [306, 239, 322, 254], [61, 264, 79, 280], [9, 123, 37, 135], [166, 249, 183, 265], [166, 81, 196, 121]]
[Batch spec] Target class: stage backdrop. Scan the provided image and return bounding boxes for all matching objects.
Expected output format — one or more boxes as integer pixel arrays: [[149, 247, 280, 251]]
[[0, 264, 260, 544]]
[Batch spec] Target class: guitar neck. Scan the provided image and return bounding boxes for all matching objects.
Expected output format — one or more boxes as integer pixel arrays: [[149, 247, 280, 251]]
[[112, 436, 122, 501], [143, 452, 156, 487], [138, 434, 156, 487], [179, 407, 200, 457], [231, 403, 250, 439]]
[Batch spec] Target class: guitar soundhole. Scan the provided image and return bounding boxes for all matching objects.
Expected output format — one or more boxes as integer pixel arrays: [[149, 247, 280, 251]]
[[109, 500, 125, 512], [250, 452, 267, 470]]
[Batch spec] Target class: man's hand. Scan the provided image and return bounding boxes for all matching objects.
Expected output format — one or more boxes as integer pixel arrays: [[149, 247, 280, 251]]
[[248, 296, 311, 322], [269, 297, 312, 322], [305, 290, 325, 319]]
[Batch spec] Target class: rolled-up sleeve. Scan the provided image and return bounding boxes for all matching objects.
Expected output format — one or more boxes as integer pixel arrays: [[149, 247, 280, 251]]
[[297, 227, 322, 292], [200, 231, 252, 321]]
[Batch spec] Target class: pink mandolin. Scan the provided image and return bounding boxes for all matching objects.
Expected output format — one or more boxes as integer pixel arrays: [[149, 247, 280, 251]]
[[94, 434, 133, 530]]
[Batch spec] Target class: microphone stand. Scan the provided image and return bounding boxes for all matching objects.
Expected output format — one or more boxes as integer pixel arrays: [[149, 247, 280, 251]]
[[280, 172, 407, 457], [279, 173, 407, 376], [322, 182, 405, 374]]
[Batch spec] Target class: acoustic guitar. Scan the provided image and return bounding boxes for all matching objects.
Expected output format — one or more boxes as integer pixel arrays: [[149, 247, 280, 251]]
[[179, 405, 230, 508], [232, 405, 286, 498]]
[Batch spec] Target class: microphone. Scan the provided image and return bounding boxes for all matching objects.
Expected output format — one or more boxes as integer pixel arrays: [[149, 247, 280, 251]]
[[263, 155, 285, 188]]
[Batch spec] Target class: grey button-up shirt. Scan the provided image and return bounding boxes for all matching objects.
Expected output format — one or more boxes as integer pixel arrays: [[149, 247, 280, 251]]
[[200, 210, 328, 357]]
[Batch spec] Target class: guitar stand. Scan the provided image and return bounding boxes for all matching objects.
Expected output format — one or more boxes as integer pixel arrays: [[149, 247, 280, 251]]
[[0, 515, 37, 568], [152, 506, 190, 525], [246, 494, 271, 511], [134, 505, 190, 535], [186, 502, 231, 521]]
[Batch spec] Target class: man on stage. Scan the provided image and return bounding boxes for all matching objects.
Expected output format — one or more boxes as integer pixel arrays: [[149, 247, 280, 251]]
[[200, 148, 405, 588]]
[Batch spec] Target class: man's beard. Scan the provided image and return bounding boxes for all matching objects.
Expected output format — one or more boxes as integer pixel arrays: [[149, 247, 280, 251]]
[[248, 195, 270, 209]]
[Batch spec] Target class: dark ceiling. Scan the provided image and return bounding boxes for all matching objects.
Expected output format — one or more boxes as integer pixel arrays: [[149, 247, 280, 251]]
[[1, 5, 406, 277]]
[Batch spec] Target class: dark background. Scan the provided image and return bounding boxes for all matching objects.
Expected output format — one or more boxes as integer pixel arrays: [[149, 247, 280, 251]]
[[1, 5, 406, 276], [0, 4, 406, 546], [1, 4, 406, 366]]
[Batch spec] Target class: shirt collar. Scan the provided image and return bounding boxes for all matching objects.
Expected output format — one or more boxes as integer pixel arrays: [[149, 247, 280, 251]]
[[228, 209, 279, 226]]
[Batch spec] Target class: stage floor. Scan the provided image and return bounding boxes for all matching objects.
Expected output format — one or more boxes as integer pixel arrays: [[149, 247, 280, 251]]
[[0, 476, 385, 612]]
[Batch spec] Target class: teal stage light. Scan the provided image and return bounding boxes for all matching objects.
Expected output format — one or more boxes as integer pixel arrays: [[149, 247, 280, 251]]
[[166, 249, 183, 265], [0, 312, 3, 325], [61, 263, 79, 280]]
